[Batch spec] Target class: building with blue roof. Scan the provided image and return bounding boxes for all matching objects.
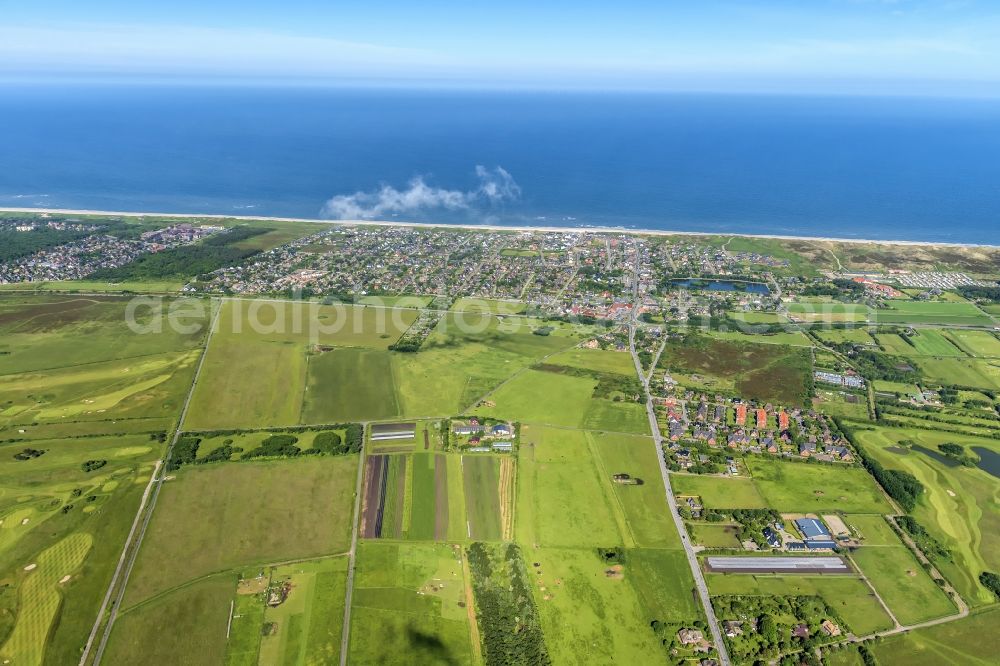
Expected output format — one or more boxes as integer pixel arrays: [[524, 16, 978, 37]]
[[795, 518, 832, 541]]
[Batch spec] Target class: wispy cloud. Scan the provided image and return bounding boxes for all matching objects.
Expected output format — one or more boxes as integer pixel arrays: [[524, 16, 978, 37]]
[[320, 166, 520, 220]]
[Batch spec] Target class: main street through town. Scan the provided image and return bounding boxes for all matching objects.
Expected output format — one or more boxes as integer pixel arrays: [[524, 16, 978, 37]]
[[628, 265, 731, 666]]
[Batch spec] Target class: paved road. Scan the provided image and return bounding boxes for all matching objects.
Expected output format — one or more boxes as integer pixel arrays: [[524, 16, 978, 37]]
[[626, 261, 731, 666], [87, 298, 224, 665], [339, 428, 368, 665]]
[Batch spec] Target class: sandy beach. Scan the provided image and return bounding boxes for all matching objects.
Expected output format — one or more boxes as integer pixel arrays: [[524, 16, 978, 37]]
[[2, 206, 997, 249]]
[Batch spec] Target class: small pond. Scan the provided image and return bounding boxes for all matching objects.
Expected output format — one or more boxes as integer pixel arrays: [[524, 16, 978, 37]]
[[971, 447, 1000, 480]]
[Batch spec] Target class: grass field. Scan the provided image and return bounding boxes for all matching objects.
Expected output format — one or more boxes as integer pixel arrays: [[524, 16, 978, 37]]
[[463, 455, 503, 541], [853, 425, 1000, 606], [529, 547, 690, 664], [706, 574, 894, 635], [515, 426, 624, 547], [302, 348, 400, 423], [814, 388, 870, 420], [872, 379, 921, 395], [591, 432, 682, 548], [871, 607, 999, 666], [851, 543, 955, 625], [947, 329, 1000, 357], [688, 523, 742, 548], [915, 357, 1000, 390], [544, 347, 636, 375], [786, 302, 869, 323], [873, 300, 994, 327], [348, 542, 473, 664], [746, 458, 892, 513], [814, 328, 875, 345], [878, 329, 966, 357], [256, 557, 349, 666], [671, 474, 769, 509], [185, 300, 417, 429], [103, 577, 233, 666], [450, 297, 527, 315], [123, 455, 358, 606]]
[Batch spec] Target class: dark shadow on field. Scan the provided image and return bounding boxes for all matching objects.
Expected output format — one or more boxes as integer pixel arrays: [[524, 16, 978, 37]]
[[405, 623, 459, 665]]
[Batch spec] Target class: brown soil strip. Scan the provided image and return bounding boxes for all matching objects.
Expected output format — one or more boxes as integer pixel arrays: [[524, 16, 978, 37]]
[[461, 549, 483, 664], [424, 430, 430, 450], [360, 455, 386, 539], [498, 457, 514, 541], [434, 455, 449, 540]]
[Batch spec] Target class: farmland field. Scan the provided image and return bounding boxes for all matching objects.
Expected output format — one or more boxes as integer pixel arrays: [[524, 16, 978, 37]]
[[529, 547, 692, 665], [348, 542, 474, 664], [185, 300, 417, 429], [103, 577, 234, 666], [256, 558, 349, 666], [706, 574, 894, 635], [671, 474, 769, 509], [853, 425, 1000, 606], [463, 455, 503, 541], [123, 455, 358, 607], [878, 329, 966, 357], [851, 542, 955, 625], [814, 328, 875, 345], [871, 607, 999, 666], [302, 348, 399, 423], [872, 300, 994, 327], [745, 457, 892, 513], [915, 357, 1000, 390], [515, 426, 624, 547], [947, 329, 1000, 357], [450, 297, 527, 314], [706, 329, 813, 347], [590, 432, 682, 548], [688, 523, 742, 548], [472, 369, 594, 428], [545, 347, 636, 375], [872, 379, 920, 395], [786, 302, 869, 323]]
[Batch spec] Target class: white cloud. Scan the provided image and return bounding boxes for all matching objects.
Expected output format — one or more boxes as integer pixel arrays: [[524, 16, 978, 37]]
[[320, 166, 521, 220]]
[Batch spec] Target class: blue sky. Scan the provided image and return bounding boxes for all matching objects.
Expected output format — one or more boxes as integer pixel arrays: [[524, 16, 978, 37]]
[[3, 1, 999, 95]]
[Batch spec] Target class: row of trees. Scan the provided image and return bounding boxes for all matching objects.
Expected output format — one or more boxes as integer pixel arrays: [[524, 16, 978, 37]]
[[467, 542, 551, 666], [835, 420, 924, 511]]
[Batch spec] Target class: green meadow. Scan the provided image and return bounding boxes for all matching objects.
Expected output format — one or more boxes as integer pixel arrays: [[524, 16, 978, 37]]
[[185, 300, 417, 429], [871, 607, 999, 666], [671, 474, 769, 509], [851, 542, 956, 625], [348, 542, 474, 665], [122, 455, 358, 607], [745, 457, 892, 514], [873, 300, 994, 327]]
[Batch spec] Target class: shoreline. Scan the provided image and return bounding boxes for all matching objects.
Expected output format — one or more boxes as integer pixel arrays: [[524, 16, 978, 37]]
[[1, 206, 998, 249]]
